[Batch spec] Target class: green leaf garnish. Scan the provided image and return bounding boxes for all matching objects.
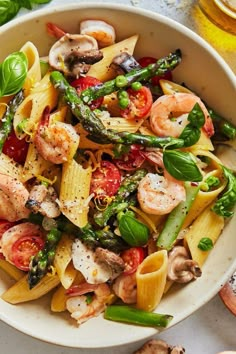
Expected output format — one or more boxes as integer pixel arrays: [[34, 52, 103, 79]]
[[163, 150, 203, 181], [198, 237, 213, 251], [0, 52, 28, 97]]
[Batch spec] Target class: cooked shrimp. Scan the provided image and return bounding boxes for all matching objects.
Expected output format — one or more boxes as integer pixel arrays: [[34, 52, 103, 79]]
[[80, 20, 116, 48], [150, 93, 214, 138], [112, 273, 137, 304], [46, 22, 66, 39], [0, 174, 30, 222], [0, 222, 44, 265], [137, 171, 186, 215], [26, 184, 61, 218], [34, 106, 79, 164], [66, 283, 111, 324]]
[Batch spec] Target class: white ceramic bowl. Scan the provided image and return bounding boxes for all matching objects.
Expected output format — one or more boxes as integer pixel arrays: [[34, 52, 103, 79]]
[[0, 3, 235, 349]]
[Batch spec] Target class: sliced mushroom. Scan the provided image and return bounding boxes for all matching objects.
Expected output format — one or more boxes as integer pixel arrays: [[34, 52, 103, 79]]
[[111, 52, 141, 74], [133, 339, 185, 354], [48, 33, 103, 77], [167, 246, 202, 283], [215, 143, 236, 173], [94, 247, 125, 280], [26, 184, 61, 219], [72, 239, 116, 284]]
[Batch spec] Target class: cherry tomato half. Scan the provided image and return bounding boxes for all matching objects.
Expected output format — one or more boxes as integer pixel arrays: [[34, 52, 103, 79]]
[[114, 144, 145, 171], [121, 247, 145, 275], [90, 160, 121, 197], [71, 76, 104, 110], [0, 220, 16, 259], [138, 56, 173, 85], [120, 86, 153, 120], [0, 220, 16, 238], [11, 236, 45, 271], [2, 129, 29, 164]]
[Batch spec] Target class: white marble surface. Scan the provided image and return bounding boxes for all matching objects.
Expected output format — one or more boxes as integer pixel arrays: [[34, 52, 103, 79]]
[[0, 1, 236, 353]]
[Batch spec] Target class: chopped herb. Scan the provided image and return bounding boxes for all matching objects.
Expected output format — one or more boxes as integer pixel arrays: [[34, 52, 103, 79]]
[[198, 237, 214, 251]]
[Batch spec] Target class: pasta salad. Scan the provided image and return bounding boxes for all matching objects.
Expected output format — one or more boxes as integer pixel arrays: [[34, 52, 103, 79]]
[[0, 18, 235, 327]]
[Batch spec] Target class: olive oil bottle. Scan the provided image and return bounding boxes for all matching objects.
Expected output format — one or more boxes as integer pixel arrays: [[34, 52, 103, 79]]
[[198, 0, 236, 34]]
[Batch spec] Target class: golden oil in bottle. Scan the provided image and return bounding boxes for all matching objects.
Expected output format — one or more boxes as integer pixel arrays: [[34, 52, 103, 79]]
[[198, 0, 236, 34], [192, 2, 236, 73]]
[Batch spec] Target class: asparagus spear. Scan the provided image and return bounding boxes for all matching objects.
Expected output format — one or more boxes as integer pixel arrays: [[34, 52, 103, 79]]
[[157, 181, 200, 250], [50, 72, 184, 149], [79, 49, 181, 103], [28, 228, 62, 289], [94, 169, 147, 227], [208, 107, 236, 141], [79, 224, 128, 252], [28, 213, 128, 253], [104, 305, 173, 328], [0, 90, 24, 153]]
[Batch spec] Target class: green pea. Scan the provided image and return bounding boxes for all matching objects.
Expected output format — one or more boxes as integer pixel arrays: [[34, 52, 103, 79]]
[[131, 81, 142, 91], [119, 97, 129, 109], [115, 75, 128, 88], [117, 90, 129, 99]]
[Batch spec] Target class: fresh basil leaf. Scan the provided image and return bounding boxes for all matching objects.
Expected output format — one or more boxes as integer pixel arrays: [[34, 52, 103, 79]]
[[179, 103, 205, 147], [212, 165, 236, 217], [198, 237, 213, 251], [163, 150, 203, 182], [187, 102, 205, 128], [0, 0, 20, 25], [18, 0, 32, 10], [0, 52, 28, 97], [119, 215, 149, 246], [179, 124, 201, 147]]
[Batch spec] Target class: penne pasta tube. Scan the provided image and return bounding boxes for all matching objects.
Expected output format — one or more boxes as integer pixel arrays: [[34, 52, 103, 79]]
[[22, 142, 53, 182], [54, 234, 77, 289], [0, 153, 23, 180], [51, 271, 85, 312], [0, 259, 24, 281], [1, 274, 60, 304], [184, 203, 224, 267], [87, 35, 139, 81], [59, 160, 92, 228], [136, 250, 168, 312], [51, 285, 67, 312], [13, 72, 58, 140], [20, 41, 42, 96], [183, 170, 226, 228], [101, 116, 144, 132]]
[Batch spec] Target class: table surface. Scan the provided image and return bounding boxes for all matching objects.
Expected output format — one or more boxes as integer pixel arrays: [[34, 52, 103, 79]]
[[0, 1, 236, 353]]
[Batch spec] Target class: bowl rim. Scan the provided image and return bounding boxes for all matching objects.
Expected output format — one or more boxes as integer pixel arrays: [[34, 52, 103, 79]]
[[0, 2, 236, 348]]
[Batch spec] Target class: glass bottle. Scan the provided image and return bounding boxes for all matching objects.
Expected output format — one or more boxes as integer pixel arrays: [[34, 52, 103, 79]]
[[198, 0, 236, 34]]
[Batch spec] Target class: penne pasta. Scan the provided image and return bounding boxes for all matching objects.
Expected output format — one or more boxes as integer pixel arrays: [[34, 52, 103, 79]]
[[87, 34, 139, 81], [50, 285, 67, 312], [13, 72, 58, 140], [184, 203, 225, 267], [54, 233, 77, 289], [59, 160, 92, 228], [1, 274, 60, 304], [0, 153, 23, 180], [51, 271, 85, 312], [0, 259, 24, 281], [20, 41, 42, 96], [22, 142, 53, 182], [136, 250, 168, 312], [183, 150, 227, 228]]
